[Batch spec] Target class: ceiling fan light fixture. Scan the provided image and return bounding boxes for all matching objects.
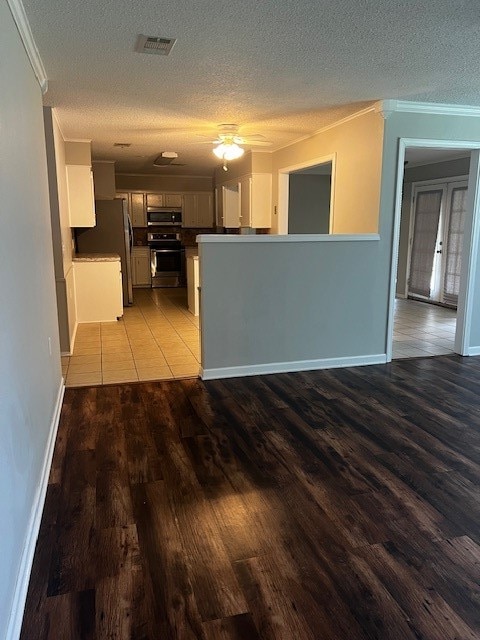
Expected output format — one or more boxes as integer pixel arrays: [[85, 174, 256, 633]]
[[213, 142, 244, 161]]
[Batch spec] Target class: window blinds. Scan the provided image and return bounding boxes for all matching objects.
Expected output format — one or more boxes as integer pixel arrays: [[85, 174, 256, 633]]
[[409, 190, 443, 298], [443, 187, 467, 306]]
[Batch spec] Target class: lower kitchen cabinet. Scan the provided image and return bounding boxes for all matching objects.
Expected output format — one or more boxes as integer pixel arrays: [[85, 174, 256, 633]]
[[132, 246, 151, 287], [74, 258, 123, 322]]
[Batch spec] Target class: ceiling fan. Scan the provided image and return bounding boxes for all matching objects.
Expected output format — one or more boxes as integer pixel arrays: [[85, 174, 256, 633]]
[[195, 124, 272, 170]]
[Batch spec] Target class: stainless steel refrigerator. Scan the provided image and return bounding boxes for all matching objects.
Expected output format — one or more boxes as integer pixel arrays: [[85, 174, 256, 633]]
[[75, 198, 133, 306]]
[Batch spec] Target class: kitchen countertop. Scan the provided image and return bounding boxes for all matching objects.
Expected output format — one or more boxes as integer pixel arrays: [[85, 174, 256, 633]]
[[73, 253, 121, 262]]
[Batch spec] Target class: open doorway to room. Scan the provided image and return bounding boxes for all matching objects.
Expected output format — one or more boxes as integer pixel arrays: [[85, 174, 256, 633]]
[[391, 146, 471, 359], [277, 155, 335, 234], [288, 162, 332, 234]]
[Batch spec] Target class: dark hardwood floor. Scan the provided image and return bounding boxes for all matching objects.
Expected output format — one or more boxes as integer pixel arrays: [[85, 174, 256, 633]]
[[21, 354, 480, 639]]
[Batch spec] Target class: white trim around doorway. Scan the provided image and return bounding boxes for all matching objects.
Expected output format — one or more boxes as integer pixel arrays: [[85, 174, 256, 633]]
[[277, 153, 337, 234], [387, 139, 480, 362]]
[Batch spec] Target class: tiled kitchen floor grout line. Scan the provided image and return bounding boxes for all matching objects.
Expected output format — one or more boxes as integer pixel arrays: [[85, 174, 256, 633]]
[[392, 298, 456, 359]]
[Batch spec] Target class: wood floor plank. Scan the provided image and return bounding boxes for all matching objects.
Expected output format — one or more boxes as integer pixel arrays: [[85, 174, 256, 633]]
[[21, 356, 480, 638]]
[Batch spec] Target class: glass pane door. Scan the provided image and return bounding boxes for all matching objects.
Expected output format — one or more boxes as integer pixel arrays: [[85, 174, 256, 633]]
[[408, 188, 444, 299]]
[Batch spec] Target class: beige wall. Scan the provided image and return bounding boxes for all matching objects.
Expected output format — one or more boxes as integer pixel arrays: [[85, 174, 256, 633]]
[[214, 153, 253, 183], [44, 107, 77, 353], [213, 151, 271, 184], [65, 141, 92, 165], [271, 110, 385, 233], [116, 173, 213, 192]]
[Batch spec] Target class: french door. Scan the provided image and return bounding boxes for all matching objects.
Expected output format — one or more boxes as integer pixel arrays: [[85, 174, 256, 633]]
[[408, 180, 468, 307]]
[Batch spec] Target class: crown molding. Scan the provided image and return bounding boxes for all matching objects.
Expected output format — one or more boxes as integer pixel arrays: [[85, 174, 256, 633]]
[[380, 99, 480, 118], [7, 0, 48, 94]]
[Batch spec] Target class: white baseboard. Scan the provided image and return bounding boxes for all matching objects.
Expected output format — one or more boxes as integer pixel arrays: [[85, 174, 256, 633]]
[[5, 379, 65, 640], [466, 346, 480, 356], [200, 354, 387, 380]]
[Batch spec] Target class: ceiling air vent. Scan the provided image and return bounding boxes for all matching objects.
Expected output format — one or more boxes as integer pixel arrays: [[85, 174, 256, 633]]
[[135, 34, 176, 56]]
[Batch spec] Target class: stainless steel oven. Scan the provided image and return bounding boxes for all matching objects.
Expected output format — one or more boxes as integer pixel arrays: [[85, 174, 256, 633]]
[[147, 208, 182, 226], [148, 232, 184, 287]]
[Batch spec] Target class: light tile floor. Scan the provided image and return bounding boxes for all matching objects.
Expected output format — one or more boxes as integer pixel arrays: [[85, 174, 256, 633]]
[[393, 298, 456, 359], [63, 288, 200, 387]]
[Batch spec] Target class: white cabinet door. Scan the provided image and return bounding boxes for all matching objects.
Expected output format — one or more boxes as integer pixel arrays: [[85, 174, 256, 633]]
[[250, 173, 272, 228], [223, 184, 240, 228], [66, 165, 96, 227], [182, 194, 197, 227], [131, 193, 146, 227], [132, 248, 151, 287], [146, 193, 163, 207], [196, 193, 213, 227], [164, 194, 182, 207], [239, 176, 252, 227], [215, 187, 223, 227]]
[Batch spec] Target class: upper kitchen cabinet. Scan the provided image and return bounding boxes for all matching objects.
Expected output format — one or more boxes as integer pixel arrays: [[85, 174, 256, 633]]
[[165, 193, 182, 207], [145, 193, 183, 208], [222, 184, 241, 228], [182, 193, 214, 228], [239, 173, 272, 228], [92, 161, 115, 200], [215, 173, 272, 228], [131, 192, 146, 227], [66, 164, 95, 227]]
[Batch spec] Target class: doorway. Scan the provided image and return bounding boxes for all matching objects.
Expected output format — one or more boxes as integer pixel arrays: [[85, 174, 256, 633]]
[[277, 154, 336, 234], [388, 142, 480, 361]]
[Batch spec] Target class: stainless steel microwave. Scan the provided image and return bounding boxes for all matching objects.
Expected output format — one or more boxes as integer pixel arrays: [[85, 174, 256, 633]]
[[147, 207, 182, 226]]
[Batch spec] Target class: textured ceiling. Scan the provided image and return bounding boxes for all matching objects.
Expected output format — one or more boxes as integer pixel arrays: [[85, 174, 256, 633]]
[[21, 0, 480, 176]]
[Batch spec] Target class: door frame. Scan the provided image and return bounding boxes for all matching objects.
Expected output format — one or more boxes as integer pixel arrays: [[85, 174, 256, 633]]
[[277, 153, 337, 234], [387, 139, 480, 360]]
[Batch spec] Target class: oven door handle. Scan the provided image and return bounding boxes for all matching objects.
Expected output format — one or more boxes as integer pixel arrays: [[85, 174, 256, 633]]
[[150, 248, 183, 253]]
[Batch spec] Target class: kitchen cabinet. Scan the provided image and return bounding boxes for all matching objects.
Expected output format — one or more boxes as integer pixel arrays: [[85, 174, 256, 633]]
[[66, 164, 95, 227], [238, 173, 272, 228], [183, 193, 214, 228], [165, 194, 182, 207], [146, 193, 183, 208], [132, 247, 151, 287], [222, 184, 240, 228], [73, 257, 123, 322], [131, 192, 146, 227], [216, 173, 272, 228], [215, 187, 223, 227]]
